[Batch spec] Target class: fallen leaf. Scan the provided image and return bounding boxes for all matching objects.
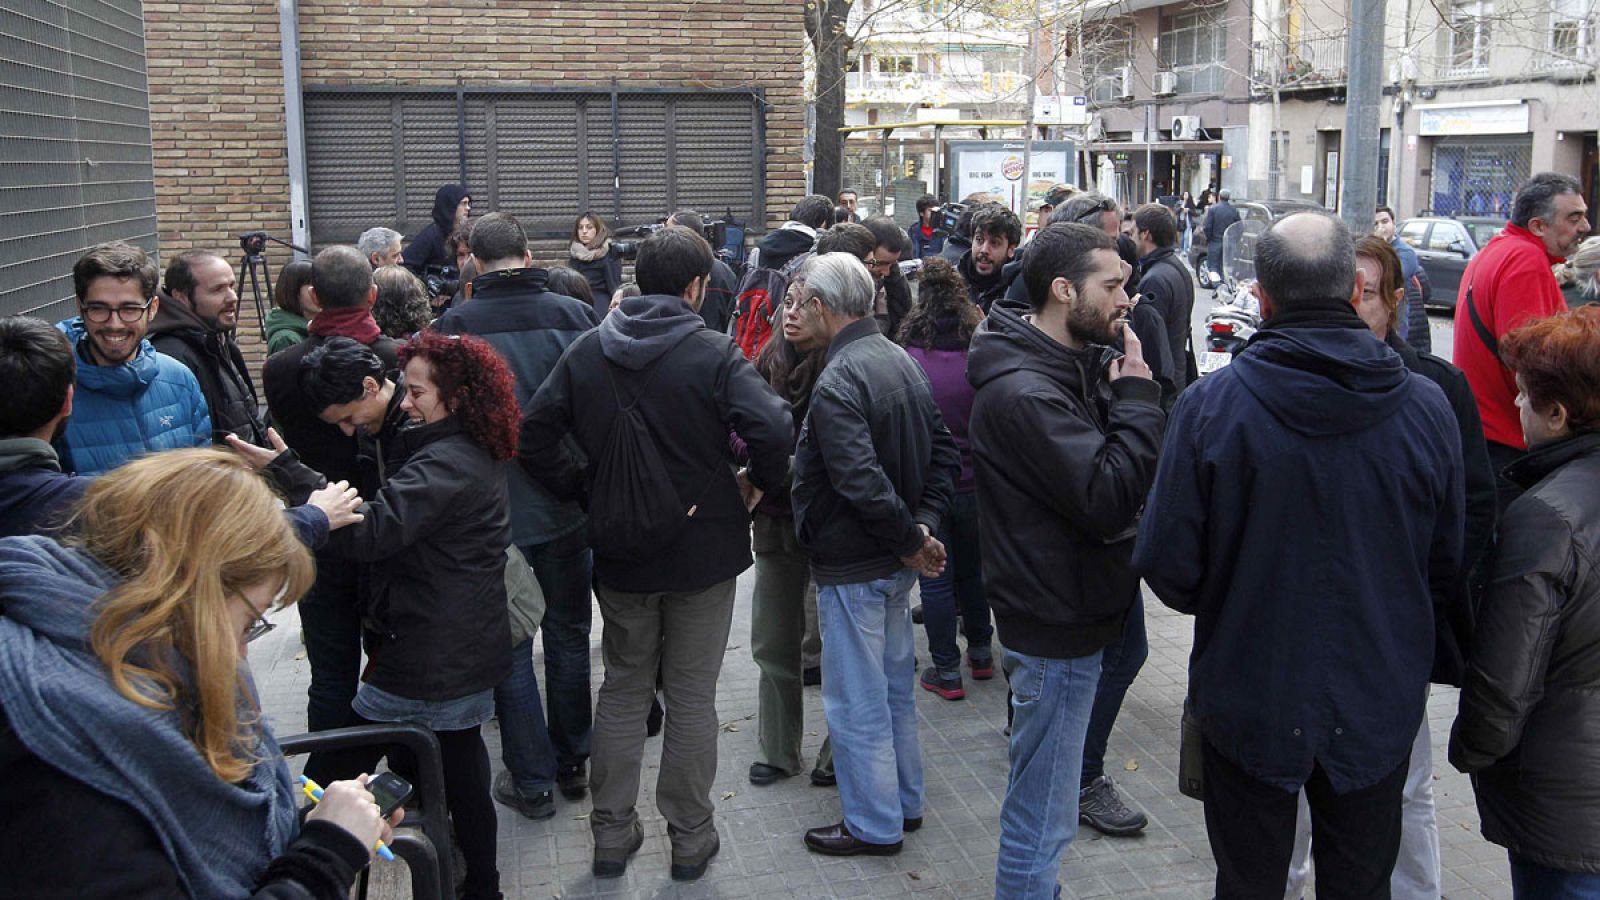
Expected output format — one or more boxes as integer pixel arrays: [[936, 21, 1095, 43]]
[[294, 651, 306, 660], [574, 813, 590, 821], [721, 791, 736, 800], [1124, 758, 1139, 771], [908, 871, 922, 881]]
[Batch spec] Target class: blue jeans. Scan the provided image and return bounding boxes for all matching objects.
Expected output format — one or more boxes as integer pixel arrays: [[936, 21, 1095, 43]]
[[996, 648, 1103, 900], [918, 491, 992, 671], [519, 529, 593, 769], [299, 559, 363, 733], [494, 638, 558, 794], [1511, 854, 1600, 899], [817, 569, 922, 844], [1080, 591, 1147, 786]]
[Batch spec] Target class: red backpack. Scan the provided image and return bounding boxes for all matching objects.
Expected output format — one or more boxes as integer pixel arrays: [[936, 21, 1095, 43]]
[[729, 266, 792, 360]]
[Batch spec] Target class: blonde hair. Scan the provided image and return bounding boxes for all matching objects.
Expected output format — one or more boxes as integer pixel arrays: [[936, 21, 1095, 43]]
[[75, 449, 315, 783]]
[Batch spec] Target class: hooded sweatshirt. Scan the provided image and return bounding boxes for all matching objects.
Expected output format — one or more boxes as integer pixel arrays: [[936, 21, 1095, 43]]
[[1134, 301, 1466, 792], [0, 439, 85, 538], [401, 183, 468, 276], [752, 222, 817, 273], [264, 307, 310, 355], [519, 293, 793, 593], [148, 295, 267, 447], [967, 300, 1165, 659]]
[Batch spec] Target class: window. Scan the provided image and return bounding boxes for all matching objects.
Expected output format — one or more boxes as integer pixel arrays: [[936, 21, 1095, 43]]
[[1159, 10, 1228, 94], [1449, 0, 1493, 74], [1551, 0, 1596, 62], [1399, 220, 1429, 247], [1428, 222, 1470, 252], [1082, 22, 1134, 103], [876, 55, 914, 74]]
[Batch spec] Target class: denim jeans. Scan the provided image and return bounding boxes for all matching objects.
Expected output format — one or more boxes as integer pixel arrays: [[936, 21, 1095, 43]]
[[1511, 854, 1600, 899], [495, 638, 558, 794], [995, 647, 1104, 900], [817, 568, 923, 845], [917, 491, 992, 671], [519, 528, 593, 769], [1080, 591, 1148, 786], [298, 558, 363, 733]]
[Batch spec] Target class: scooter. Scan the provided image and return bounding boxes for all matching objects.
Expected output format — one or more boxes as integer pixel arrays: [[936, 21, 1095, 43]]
[[1196, 221, 1264, 376]]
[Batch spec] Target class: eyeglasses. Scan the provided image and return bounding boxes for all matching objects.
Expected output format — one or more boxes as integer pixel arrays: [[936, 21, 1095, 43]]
[[234, 593, 277, 643], [1074, 199, 1118, 224], [782, 294, 816, 313], [81, 300, 155, 324], [865, 257, 895, 272]]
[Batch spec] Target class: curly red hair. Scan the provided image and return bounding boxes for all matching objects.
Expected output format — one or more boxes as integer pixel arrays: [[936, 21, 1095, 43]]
[[1502, 305, 1600, 434], [400, 331, 521, 460]]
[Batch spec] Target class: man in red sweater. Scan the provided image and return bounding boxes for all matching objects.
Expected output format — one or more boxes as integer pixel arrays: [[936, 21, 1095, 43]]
[[1453, 171, 1589, 507]]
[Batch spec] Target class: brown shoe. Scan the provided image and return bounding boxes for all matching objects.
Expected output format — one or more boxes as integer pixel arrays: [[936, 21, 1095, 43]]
[[803, 821, 902, 856]]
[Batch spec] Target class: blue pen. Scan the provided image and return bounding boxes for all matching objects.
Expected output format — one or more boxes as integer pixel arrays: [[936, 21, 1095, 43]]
[[298, 775, 396, 861]]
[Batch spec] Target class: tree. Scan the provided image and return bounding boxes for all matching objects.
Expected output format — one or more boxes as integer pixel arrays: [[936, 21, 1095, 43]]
[[807, 0, 853, 199]]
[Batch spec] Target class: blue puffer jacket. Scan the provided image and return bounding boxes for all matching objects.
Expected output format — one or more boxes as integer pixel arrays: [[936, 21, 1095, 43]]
[[54, 319, 211, 476]]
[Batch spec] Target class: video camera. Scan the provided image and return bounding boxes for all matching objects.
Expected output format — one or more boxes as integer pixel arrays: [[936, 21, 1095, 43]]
[[932, 201, 968, 236], [422, 264, 460, 299], [613, 217, 735, 261]]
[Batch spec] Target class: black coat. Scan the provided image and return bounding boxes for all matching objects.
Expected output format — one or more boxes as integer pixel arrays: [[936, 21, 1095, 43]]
[[270, 414, 512, 702], [1202, 201, 1240, 245], [148, 297, 267, 446], [519, 294, 792, 594], [876, 265, 913, 338], [1388, 333, 1498, 686], [569, 248, 623, 316], [1136, 245, 1195, 393], [402, 184, 468, 276], [1450, 432, 1600, 873], [701, 258, 739, 334], [792, 318, 960, 585], [968, 301, 1165, 659], [0, 710, 369, 899], [263, 328, 404, 494]]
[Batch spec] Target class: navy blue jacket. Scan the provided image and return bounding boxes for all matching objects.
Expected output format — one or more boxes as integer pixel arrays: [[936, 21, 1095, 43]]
[[1134, 311, 1465, 792], [434, 267, 598, 547], [0, 440, 87, 539]]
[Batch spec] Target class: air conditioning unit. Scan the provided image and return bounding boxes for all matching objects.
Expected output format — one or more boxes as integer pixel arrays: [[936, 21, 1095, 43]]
[[1171, 115, 1201, 140], [1154, 71, 1178, 96], [1115, 65, 1135, 100]]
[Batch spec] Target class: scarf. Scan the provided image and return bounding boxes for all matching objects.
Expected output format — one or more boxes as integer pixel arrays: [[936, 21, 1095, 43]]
[[308, 306, 383, 344], [0, 537, 298, 898], [569, 239, 611, 263]]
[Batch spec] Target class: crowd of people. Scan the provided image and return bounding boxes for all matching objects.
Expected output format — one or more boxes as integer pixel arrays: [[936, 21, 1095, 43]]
[[0, 168, 1596, 900]]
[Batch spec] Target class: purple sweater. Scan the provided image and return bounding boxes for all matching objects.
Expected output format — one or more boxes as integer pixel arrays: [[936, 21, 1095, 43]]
[[906, 345, 975, 493]]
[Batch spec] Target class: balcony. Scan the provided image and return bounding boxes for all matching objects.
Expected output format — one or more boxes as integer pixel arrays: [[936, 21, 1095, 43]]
[[1251, 34, 1348, 91], [845, 71, 1027, 106]]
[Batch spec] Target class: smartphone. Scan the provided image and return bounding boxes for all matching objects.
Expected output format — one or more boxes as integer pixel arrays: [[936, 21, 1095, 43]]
[[367, 771, 414, 817]]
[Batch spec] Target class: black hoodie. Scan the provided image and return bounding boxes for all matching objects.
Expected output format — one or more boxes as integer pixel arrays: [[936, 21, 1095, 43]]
[[754, 224, 817, 273], [402, 183, 468, 275], [519, 294, 793, 593], [147, 295, 267, 446], [967, 300, 1165, 658]]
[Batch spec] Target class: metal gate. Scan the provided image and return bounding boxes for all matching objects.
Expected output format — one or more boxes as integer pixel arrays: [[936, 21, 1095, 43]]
[[0, 1, 159, 321], [303, 87, 766, 245], [1429, 138, 1534, 218]]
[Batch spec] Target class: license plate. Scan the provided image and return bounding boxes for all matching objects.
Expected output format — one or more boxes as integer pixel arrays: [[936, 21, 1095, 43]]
[[1198, 350, 1233, 374]]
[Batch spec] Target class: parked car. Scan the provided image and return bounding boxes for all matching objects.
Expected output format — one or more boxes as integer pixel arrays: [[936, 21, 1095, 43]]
[[1397, 216, 1505, 309], [1190, 199, 1324, 290]]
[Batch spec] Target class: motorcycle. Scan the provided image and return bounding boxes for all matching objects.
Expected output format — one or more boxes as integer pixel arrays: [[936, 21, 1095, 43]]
[[1197, 220, 1265, 376]]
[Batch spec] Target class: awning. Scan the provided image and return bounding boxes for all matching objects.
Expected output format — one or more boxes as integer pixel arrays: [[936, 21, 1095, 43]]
[[1085, 140, 1224, 152]]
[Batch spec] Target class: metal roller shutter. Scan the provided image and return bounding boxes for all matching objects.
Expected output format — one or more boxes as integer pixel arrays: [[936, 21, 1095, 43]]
[[615, 94, 670, 228], [492, 92, 586, 237], [303, 92, 397, 247], [674, 94, 758, 224], [399, 94, 464, 239], [1, 0, 158, 321]]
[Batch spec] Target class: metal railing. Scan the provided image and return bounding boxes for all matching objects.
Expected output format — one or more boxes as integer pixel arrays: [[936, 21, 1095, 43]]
[[1250, 34, 1348, 88]]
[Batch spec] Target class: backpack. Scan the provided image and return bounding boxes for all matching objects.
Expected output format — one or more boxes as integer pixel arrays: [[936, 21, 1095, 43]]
[[729, 266, 789, 360], [586, 339, 713, 557]]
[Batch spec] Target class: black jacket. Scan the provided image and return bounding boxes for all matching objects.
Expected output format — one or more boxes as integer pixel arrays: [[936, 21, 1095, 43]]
[[520, 294, 792, 594], [940, 234, 971, 266], [701, 258, 739, 334], [402, 184, 467, 276], [754, 225, 816, 273], [263, 327, 404, 493], [1450, 432, 1600, 873], [968, 300, 1165, 659], [569, 249, 623, 317], [148, 296, 268, 446], [0, 711, 368, 899], [1136, 245, 1195, 393], [1202, 200, 1240, 244], [270, 414, 512, 702], [1388, 333, 1498, 686], [793, 318, 960, 585], [434, 268, 597, 546], [1136, 308, 1465, 792], [876, 265, 913, 338]]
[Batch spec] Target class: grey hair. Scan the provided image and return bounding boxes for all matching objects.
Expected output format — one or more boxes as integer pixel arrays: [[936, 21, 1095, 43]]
[[1570, 235, 1600, 300], [1512, 172, 1583, 229], [801, 253, 875, 318], [357, 226, 403, 261]]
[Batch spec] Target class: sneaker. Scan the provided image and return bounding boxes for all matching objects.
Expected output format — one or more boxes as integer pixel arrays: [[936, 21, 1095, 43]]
[[967, 649, 995, 680], [556, 763, 588, 801], [802, 666, 822, 686], [1078, 776, 1148, 836], [918, 665, 965, 700], [592, 821, 645, 877], [492, 771, 555, 820]]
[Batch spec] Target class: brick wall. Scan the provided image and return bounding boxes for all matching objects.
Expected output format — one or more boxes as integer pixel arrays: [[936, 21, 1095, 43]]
[[142, 0, 808, 365]]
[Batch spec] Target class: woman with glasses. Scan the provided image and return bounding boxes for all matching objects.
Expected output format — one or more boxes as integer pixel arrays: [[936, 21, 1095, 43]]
[[0, 448, 395, 898], [232, 330, 520, 900]]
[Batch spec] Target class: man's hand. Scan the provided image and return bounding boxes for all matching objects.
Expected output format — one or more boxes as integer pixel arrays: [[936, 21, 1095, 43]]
[[900, 525, 947, 578], [307, 480, 365, 530], [736, 466, 764, 513], [225, 427, 290, 471], [1109, 321, 1153, 381]]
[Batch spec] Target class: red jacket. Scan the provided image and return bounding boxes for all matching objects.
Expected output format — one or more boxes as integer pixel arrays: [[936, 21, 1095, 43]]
[[1451, 224, 1566, 449]]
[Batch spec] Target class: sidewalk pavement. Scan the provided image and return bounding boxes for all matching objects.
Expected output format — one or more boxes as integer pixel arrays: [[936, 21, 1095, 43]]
[[249, 576, 1513, 899]]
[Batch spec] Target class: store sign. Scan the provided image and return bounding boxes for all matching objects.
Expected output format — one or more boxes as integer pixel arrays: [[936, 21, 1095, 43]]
[[1418, 103, 1530, 137], [1034, 95, 1090, 126], [948, 141, 1077, 217]]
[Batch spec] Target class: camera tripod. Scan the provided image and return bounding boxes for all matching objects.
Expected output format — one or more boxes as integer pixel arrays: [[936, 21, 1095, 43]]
[[237, 231, 309, 343]]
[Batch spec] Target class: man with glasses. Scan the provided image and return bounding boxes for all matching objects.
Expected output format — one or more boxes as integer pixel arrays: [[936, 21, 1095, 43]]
[[55, 242, 211, 475], [862, 216, 911, 337]]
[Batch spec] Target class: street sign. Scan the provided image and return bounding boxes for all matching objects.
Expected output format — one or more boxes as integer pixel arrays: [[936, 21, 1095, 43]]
[[1033, 95, 1090, 127]]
